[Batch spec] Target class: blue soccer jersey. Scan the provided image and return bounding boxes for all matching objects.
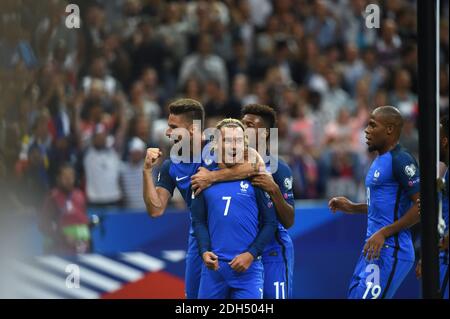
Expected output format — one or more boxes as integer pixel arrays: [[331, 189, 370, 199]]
[[441, 169, 449, 237], [262, 158, 295, 299], [348, 144, 420, 299], [154, 159, 202, 299], [440, 168, 448, 299], [191, 178, 278, 299], [365, 144, 420, 261]]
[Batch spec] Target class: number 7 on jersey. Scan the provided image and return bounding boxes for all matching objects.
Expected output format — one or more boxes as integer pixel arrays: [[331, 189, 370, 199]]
[[222, 196, 232, 216]]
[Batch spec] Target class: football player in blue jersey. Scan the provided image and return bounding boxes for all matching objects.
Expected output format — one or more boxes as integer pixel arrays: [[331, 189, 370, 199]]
[[415, 115, 448, 299], [438, 115, 449, 299], [191, 104, 296, 299], [329, 106, 421, 299], [191, 119, 278, 299], [143, 98, 264, 299]]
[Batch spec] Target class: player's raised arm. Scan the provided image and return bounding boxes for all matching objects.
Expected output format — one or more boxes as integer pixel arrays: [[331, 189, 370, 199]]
[[142, 148, 172, 218], [328, 196, 368, 214], [191, 147, 265, 196]]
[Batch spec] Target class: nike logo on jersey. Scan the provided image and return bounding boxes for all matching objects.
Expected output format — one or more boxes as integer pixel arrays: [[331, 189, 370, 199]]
[[176, 176, 188, 182]]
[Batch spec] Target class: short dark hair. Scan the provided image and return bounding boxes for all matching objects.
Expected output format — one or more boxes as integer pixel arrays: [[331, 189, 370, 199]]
[[373, 105, 404, 132], [241, 104, 277, 128], [441, 114, 449, 138], [168, 98, 205, 126]]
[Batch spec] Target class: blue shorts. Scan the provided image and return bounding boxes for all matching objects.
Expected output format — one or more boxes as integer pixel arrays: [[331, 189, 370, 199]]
[[440, 252, 449, 299], [185, 251, 203, 299], [198, 259, 264, 299], [262, 234, 294, 299], [348, 252, 414, 299]]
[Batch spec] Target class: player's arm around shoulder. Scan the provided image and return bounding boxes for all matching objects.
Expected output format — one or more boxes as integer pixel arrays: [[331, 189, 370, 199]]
[[191, 147, 265, 196], [251, 188, 278, 255], [143, 148, 172, 218], [252, 160, 295, 228]]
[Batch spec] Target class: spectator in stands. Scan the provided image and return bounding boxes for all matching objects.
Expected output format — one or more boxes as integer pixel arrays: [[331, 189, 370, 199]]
[[83, 123, 122, 207], [140, 67, 167, 111], [321, 68, 352, 119], [34, 1, 77, 63], [129, 80, 161, 126], [389, 68, 417, 118], [81, 56, 121, 97], [342, 43, 365, 97], [78, 97, 110, 149], [376, 19, 402, 68], [0, 0, 445, 213], [120, 137, 146, 210], [304, 1, 337, 50], [178, 33, 228, 92], [290, 133, 318, 199], [204, 79, 240, 119], [128, 19, 168, 82], [78, 2, 107, 76], [40, 163, 90, 254]]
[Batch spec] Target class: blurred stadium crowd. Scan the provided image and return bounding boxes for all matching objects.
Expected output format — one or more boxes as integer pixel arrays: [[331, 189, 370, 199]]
[[0, 0, 449, 249]]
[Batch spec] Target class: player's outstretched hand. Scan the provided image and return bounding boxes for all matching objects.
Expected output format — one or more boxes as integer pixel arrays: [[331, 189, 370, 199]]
[[191, 167, 213, 196], [328, 196, 353, 214], [363, 229, 386, 261], [202, 251, 219, 271], [415, 259, 422, 279], [144, 148, 162, 170], [229, 252, 254, 272]]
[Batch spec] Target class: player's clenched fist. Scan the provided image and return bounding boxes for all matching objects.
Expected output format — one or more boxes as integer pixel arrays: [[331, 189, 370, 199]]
[[229, 252, 254, 272], [202, 251, 219, 271], [328, 196, 353, 214], [144, 148, 162, 170]]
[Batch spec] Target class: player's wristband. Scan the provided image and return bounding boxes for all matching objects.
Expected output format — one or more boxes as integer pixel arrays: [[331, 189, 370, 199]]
[[247, 247, 259, 260]]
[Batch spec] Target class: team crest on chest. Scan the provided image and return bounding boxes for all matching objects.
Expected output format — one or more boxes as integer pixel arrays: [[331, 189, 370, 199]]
[[240, 181, 249, 192]]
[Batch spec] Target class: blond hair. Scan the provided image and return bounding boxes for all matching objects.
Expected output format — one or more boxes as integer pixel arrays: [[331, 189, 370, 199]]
[[215, 118, 246, 131], [214, 118, 248, 149]]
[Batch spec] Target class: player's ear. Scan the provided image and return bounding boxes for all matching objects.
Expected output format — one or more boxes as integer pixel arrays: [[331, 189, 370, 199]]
[[188, 123, 194, 136], [386, 124, 394, 135]]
